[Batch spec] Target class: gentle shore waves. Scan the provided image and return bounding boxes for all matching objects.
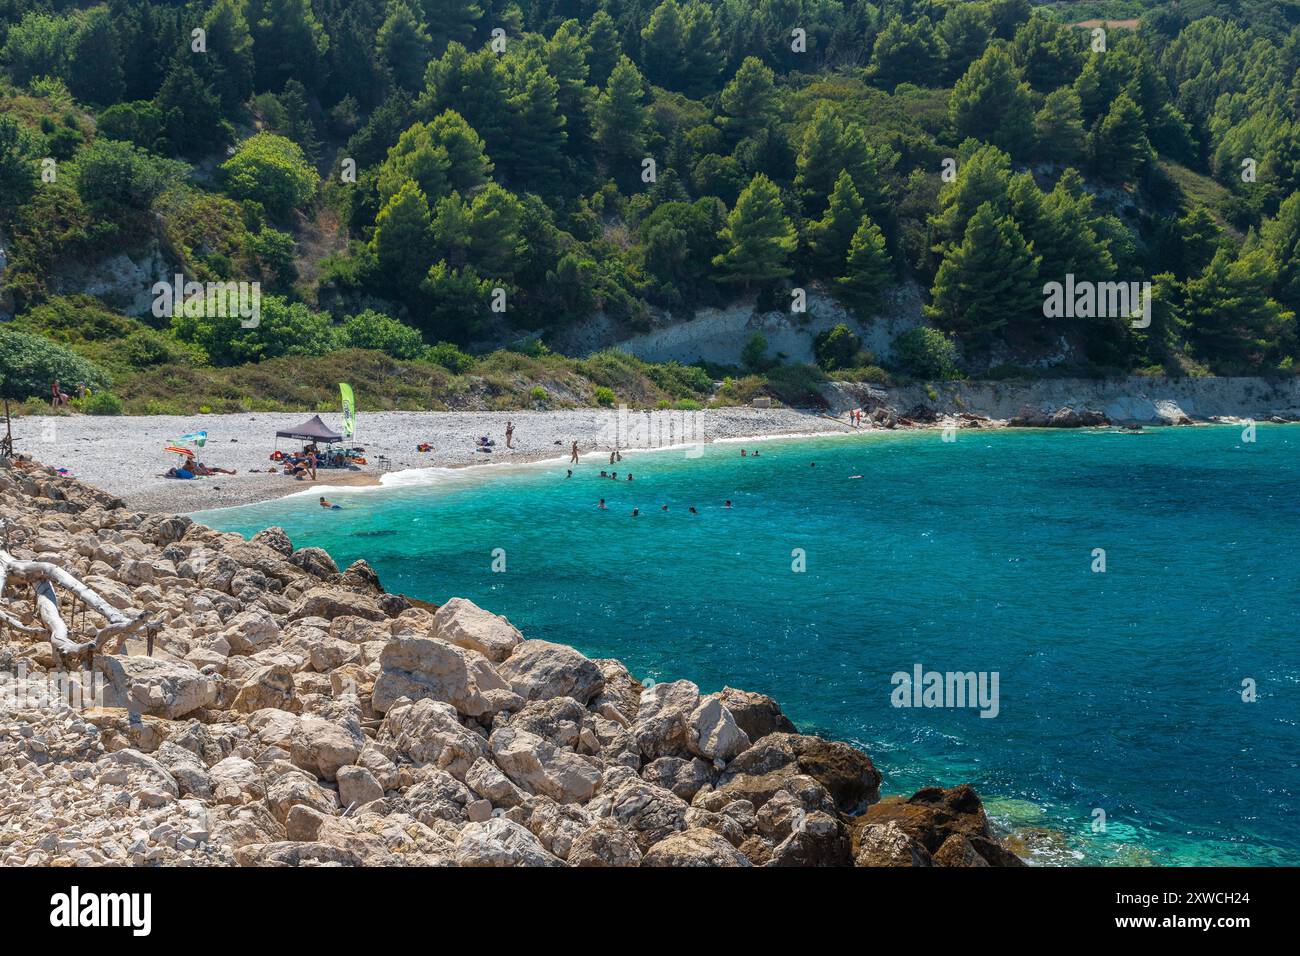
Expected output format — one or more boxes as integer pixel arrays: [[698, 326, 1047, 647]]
[[199, 426, 1300, 865]]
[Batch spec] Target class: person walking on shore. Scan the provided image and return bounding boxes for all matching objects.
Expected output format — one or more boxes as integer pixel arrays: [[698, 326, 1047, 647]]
[[506, 421, 515, 449], [571, 440, 579, 463]]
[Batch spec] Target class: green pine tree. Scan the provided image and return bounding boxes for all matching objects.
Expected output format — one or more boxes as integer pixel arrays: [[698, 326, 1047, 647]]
[[371, 180, 434, 291], [927, 202, 1041, 341], [837, 217, 892, 314], [1033, 88, 1086, 164], [807, 170, 863, 272], [594, 56, 648, 172], [1091, 91, 1153, 182], [950, 46, 1036, 156], [712, 173, 797, 284], [377, 1, 432, 94]]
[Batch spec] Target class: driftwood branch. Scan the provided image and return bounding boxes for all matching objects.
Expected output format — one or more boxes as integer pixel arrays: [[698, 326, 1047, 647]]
[[0, 546, 156, 667]]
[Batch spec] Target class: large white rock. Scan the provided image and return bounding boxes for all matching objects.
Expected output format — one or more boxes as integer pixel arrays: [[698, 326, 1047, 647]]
[[642, 827, 752, 867], [687, 697, 751, 764], [497, 639, 605, 703], [454, 818, 564, 867], [222, 608, 281, 655], [489, 727, 603, 804], [371, 636, 521, 717], [290, 717, 365, 781], [383, 698, 490, 780], [434, 597, 523, 662], [631, 680, 701, 760], [96, 655, 216, 719]]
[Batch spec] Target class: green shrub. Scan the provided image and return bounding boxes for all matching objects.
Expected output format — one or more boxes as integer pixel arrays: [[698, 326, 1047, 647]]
[[891, 327, 962, 381], [764, 363, 828, 407], [741, 332, 769, 371], [831, 365, 893, 385], [342, 309, 425, 359], [0, 326, 109, 401], [75, 138, 186, 211], [219, 132, 319, 217], [814, 324, 870, 371], [530, 386, 548, 402], [75, 390, 123, 415], [171, 295, 341, 366], [594, 385, 616, 406], [424, 341, 475, 373]]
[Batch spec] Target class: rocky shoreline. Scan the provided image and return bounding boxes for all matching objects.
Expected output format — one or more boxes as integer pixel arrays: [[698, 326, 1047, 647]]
[[0, 456, 1023, 867]]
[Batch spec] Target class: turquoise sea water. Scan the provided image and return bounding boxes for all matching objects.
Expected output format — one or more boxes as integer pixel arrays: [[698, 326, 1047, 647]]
[[198, 425, 1300, 866]]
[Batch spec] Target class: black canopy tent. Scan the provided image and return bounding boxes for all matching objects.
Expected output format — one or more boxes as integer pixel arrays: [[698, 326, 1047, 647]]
[[275, 415, 343, 445]]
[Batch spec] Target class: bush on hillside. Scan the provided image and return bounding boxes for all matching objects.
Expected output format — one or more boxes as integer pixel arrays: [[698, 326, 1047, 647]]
[[0, 326, 109, 401], [891, 327, 963, 380]]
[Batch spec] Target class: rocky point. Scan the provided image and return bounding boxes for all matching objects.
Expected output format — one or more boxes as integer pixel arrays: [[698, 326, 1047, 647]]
[[0, 455, 1022, 867]]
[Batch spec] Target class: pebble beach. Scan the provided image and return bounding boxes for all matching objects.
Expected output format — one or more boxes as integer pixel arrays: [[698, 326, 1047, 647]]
[[7, 408, 854, 513]]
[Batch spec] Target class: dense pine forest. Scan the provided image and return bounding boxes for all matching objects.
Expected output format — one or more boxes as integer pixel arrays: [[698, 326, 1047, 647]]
[[0, 0, 1298, 413]]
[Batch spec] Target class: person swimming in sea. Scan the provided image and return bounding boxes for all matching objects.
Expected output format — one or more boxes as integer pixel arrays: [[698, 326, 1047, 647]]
[[598, 498, 607, 510], [752, 450, 760, 457], [566, 469, 572, 478], [611, 472, 618, 480], [740, 449, 746, 457], [626, 473, 633, 480], [688, 506, 698, 515], [724, 500, 732, 508], [661, 505, 668, 511], [631, 508, 639, 517], [319, 496, 340, 510], [600, 470, 608, 477]]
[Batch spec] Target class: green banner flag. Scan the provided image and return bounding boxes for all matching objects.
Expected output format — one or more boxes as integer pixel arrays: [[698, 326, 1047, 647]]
[[340, 383, 355, 439]]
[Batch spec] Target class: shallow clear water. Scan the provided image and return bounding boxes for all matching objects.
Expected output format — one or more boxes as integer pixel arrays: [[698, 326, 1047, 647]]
[[198, 425, 1300, 865]]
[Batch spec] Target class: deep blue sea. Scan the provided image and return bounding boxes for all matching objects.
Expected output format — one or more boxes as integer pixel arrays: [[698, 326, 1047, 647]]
[[197, 425, 1300, 865]]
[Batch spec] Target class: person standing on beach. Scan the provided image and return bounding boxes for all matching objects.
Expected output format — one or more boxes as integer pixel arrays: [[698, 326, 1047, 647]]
[[571, 441, 579, 463], [506, 421, 515, 448]]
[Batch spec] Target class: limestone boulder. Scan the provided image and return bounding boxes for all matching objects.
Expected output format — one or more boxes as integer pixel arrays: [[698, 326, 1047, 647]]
[[631, 680, 700, 760], [686, 696, 750, 764], [231, 663, 300, 714], [642, 828, 751, 867], [640, 756, 716, 802], [96, 655, 216, 719], [496, 639, 604, 704], [289, 717, 364, 781], [265, 767, 340, 823], [454, 819, 564, 867], [222, 608, 281, 655], [855, 785, 1022, 866], [715, 686, 797, 742], [488, 726, 602, 804], [568, 818, 643, 867], [609, 780, 689, 852], [853, 821, 933, 867], [290, 586, 385, 622], [371, 636, 520, 717], [433, 597, 523, 662], [382, 698, 490, 780]]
